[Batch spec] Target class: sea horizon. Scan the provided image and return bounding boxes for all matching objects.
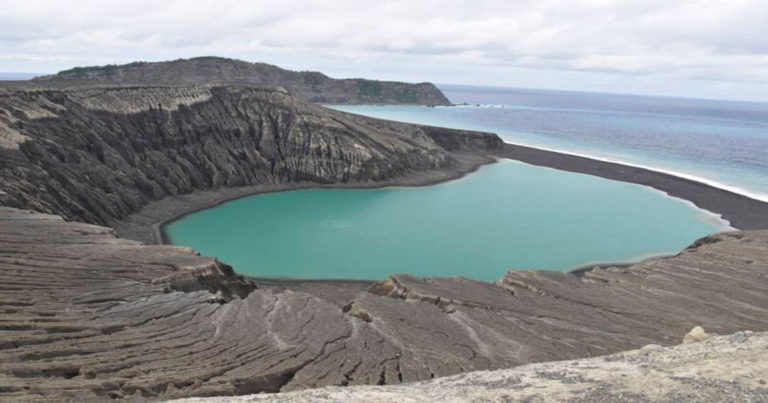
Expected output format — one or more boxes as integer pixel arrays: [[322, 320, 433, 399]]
[[331, 84, 768, 205], [437, 82, 768, 105], [5, 69, 768, 105]]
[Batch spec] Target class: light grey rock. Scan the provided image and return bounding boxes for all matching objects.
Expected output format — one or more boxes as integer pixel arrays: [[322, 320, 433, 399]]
[[1, 206, 768, 400], [683, 326, 710, 344], [173, 331, 768, 402]]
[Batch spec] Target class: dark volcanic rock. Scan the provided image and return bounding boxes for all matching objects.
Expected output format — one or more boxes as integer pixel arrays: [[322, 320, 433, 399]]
[[2, 76, 768, 401], [419, 125, 504, 152], [32, 57, 452, 106], [1, 207, 767, 400], [0, 84, 499, 226]]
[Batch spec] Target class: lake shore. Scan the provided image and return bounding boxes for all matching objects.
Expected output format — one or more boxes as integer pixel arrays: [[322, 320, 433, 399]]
[[112, 152, 496, 245], [5, 206, 768, 399], [493, 143, 768, 230], [111, 141, 767, 286], [116, 140, 768, 250]]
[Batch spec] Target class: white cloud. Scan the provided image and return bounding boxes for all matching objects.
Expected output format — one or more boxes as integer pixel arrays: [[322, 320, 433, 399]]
[[1, 0, 767, 101]]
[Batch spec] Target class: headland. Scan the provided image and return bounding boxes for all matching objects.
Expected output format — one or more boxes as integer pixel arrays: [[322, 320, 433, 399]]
[[2, 59, 768, 400]]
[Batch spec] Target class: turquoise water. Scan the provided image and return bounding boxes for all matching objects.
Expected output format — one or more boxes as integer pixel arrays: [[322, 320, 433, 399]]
[[165, 160, 728, 281]]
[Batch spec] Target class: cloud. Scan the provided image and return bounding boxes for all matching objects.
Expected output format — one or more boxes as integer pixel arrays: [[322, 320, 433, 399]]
[[1, 0, 767, 100]]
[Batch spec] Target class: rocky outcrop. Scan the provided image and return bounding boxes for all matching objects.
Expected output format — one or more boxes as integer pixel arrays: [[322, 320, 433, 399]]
[[177, 330, 768, 402], [32, 57, 452, 106], [1, 206, 767, 400], [683, 326, 710, 344], [0, 84, 499, 226]]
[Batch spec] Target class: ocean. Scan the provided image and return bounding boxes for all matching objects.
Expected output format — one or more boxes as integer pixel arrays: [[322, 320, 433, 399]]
[[334, 85, 768, 202], [0, 73, 40, 80]]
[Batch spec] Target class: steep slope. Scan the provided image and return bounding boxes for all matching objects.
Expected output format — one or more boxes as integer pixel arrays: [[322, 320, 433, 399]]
[[33, 57, 452, 105], [1, 207, 767, 400], [0, 84, 499, 225]]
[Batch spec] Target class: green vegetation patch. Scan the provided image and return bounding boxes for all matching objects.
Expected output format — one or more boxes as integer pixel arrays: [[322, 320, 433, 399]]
[[56, 61, 146, 78], [357, 81, 383, 98], [394, 87, 418, 104]]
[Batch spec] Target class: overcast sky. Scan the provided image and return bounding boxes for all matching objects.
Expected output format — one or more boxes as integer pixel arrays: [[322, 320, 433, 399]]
[[2, 0, 767, 102]]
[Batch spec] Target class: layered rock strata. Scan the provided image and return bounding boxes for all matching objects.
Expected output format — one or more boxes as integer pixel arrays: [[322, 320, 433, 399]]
[[175, 331, 768, 402], [1, 206, 767, 400], [0, 84, 500, 226], [2, 78, 768, 401]]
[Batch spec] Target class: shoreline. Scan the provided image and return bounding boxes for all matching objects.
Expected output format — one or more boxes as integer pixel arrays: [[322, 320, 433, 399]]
[[568, 253, 676, 276], [6, 207, 768, 398], [112, 153, 495, 245], [114, 141, 768, 280], [511, 142, 768, 204], [492, 143, 768, 230]]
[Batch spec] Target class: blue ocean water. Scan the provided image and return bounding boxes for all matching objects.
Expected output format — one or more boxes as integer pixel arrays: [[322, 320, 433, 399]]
[[332, 85, 768, 202], [0, 73, 39, 80]]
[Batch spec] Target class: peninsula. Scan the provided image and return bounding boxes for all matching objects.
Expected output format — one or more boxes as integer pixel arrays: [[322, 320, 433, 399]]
[[31, 56, 451, 106], [1, 58, 768, 400]]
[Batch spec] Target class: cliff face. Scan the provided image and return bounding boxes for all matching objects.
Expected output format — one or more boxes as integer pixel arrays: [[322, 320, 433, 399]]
[[0, 85, 499, 225], [33, 57, 452, 105], [1, 206, 767, 400]]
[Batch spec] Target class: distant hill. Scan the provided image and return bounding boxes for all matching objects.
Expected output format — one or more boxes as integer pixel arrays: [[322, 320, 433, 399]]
[[34, 57, 451, 105]]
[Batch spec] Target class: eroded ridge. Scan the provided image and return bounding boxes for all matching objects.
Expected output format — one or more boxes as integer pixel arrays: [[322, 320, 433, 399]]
[[0, 85, 501, 226], [1, 206, 767, 400], [30, 57, 453, 106]]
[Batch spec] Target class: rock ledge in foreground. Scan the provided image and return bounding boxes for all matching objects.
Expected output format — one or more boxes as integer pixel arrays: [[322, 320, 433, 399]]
[[175, 331, 768, 402]]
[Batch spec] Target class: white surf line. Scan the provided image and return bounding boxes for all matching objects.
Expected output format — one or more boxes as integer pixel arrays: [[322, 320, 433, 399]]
[[324, 104, 768, 203], [506, 158, 735, 231], [503, 140, 768, 204], [649, 187, 736, 230]]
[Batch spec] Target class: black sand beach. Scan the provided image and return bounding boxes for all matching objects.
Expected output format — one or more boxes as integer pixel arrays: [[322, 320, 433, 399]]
[[113, 153, 494, 244], [117, 140, 768, 248], [494, 143, 768, 230]]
